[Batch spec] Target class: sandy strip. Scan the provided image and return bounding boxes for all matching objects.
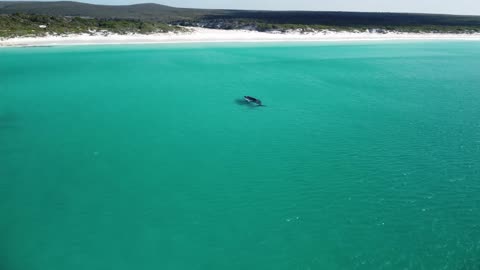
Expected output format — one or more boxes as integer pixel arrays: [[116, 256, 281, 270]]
[[1, 27, 480, 47]]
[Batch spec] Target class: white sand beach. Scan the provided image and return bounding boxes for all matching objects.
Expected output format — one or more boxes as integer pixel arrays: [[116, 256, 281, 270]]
[[1, 27, 480, 47]]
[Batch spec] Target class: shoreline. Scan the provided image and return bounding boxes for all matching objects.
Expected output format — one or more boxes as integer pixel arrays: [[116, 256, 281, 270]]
[[2, 27, 480, 47]]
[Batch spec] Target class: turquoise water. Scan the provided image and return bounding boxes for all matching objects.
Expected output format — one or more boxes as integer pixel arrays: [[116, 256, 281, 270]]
[[1, 42, 480, 270]]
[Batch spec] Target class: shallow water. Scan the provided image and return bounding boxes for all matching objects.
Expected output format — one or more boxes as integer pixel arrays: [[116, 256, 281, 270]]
[[1, 42, 480, 270]]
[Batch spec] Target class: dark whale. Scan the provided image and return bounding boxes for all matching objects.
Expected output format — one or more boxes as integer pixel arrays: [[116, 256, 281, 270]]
[[244, 96, 263, 106]]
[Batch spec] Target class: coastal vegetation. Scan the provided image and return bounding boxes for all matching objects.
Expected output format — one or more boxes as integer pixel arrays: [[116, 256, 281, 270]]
[[1, 1, 480, 37], [0, 13, 184, 38], [178, 19, 480, 34]]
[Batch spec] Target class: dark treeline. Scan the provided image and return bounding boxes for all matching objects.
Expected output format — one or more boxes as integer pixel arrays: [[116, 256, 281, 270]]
[[203, 11, 480, 27]]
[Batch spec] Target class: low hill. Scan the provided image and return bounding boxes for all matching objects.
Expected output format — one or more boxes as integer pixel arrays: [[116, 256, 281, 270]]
[[0, 1, 222, 21], [1, 1, 480, 26]]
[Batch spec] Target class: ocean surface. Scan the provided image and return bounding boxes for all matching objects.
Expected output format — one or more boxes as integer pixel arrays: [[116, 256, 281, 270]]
[[1, 41, 480, 270]]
